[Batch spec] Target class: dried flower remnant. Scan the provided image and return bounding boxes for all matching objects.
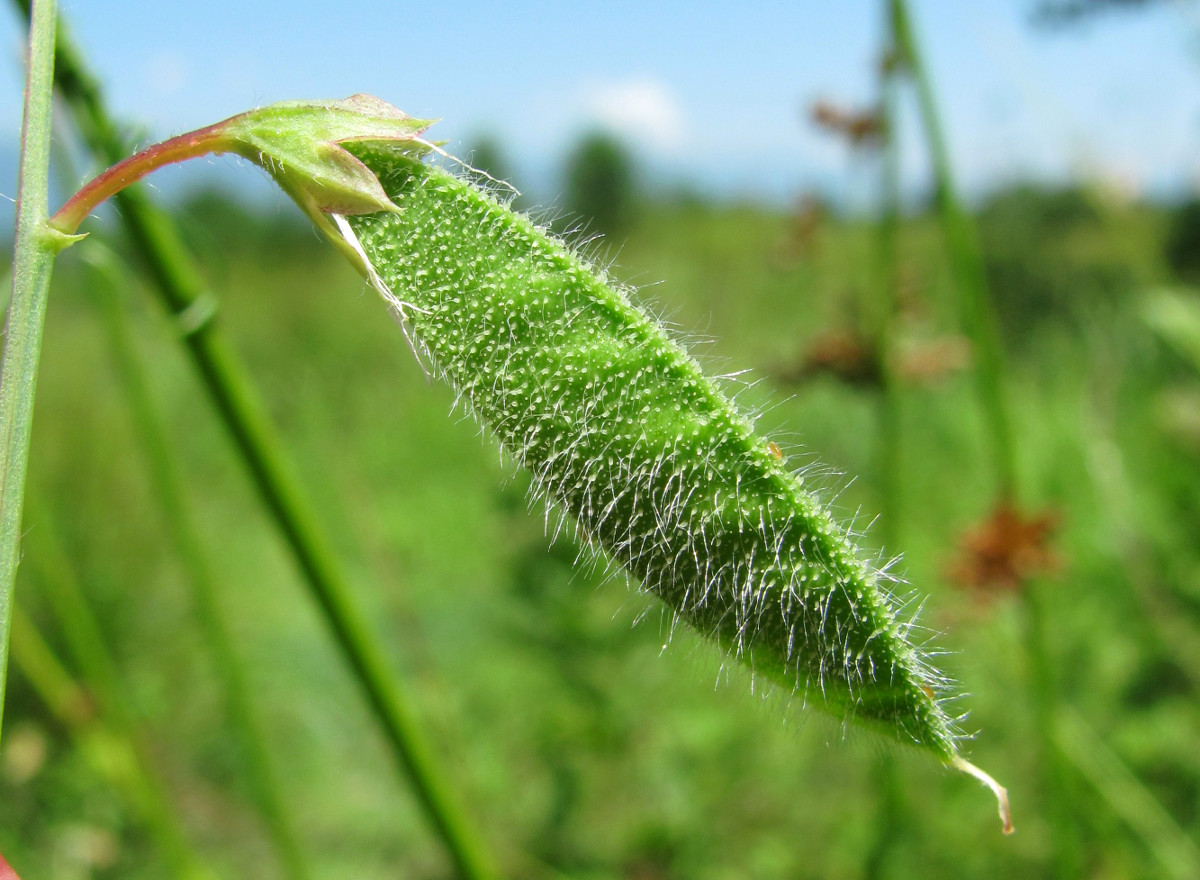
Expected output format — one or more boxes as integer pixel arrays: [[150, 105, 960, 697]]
[[948, 502, 1059, 596], [893, 335, 971, 386], [810, 100, 886, 148], [774, 327, 884, 389]]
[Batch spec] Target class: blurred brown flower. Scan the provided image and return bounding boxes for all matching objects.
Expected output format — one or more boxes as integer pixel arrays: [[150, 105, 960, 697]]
[[948, 501, 1059, 595], [774, 327, 883, 388], [894, 335, 971, 385], [809, 99, 885, 147]]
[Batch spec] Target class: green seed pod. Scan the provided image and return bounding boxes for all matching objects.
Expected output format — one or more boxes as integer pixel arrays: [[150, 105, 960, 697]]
[[347, 133, 1006, 829], [343, 144, 951, 743]]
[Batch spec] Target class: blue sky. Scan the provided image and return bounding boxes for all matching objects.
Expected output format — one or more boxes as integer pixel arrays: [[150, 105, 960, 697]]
[[3, 1, 1199, 208]]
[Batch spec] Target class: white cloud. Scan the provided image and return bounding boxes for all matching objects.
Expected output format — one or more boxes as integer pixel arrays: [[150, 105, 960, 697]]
[[582, 77, 686, 153]]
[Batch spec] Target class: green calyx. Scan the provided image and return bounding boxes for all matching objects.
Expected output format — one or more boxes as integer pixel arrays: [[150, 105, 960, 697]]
[[51, 94, 433, 254], [217, 94, 434, 219], [215, 94, 435, 275]]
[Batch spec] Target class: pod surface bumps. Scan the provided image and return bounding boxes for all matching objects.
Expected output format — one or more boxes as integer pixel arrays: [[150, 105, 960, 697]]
[[344, 147, 959, 761]]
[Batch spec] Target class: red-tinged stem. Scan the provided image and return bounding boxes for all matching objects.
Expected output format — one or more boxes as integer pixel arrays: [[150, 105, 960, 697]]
[[0, 852, 20, 880], [50, 121, 229, 234]]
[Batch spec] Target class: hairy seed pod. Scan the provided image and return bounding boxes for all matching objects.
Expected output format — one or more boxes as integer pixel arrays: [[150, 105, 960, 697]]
[[341, 145, 963, 760]]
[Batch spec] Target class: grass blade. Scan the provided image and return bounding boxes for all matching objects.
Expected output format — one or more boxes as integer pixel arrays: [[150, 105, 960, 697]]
[[0, 0, 64, 743], [1057, 708, 1200, 880], [889, 0, 1016, 498], [863, 27, 910, 877]]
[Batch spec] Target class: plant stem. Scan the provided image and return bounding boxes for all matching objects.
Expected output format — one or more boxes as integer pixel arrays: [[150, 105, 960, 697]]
[[8, 604, 216, 880], [863, 21, 906, 879], [18, 5, 498, 876], [24, 503, 130, 721], [1020, 582, 1084, 874], [892, 0, 1075, 853], [0, 0, 60, 745], [875, 6, 905, 552], [88, 251, 314, 880], [50, 122, 226, 234], [889, 0, 1016, 500]]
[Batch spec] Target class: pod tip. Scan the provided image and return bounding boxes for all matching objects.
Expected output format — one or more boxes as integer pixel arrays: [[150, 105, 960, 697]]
[[952, 755, 1014, 835]]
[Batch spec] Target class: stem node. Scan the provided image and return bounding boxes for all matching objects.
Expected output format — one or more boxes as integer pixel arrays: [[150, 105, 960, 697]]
[[38, 222, 85, 253]]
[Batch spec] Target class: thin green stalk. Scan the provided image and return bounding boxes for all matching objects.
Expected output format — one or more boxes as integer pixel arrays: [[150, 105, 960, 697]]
[[891, 5, 1194, 870], [8, 604, 216, 880], [874, 19, 905, 552], [19, 6, 498, 876], [0, 0, 67, 744], [890, 0, 1082, 860], [7, 606, 91, 727], [25, 502, 130, 725], [1021, 582, 1085, 875], [889, 0, 1016, 500], [87, 250, 313, 880], [1056, 707, 1200, 880], [864, 29, 907, 880]]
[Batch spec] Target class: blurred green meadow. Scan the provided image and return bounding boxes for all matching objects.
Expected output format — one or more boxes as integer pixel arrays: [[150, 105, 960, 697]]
[[2, 155, 1200, 880]]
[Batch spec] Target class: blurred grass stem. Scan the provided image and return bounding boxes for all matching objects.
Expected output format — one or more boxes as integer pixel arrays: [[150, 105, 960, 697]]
[[889, 0, 1072, 857], [863, 22, 906, 879], [1056, 707, 1200, 880], [889, 0, 1016, 500], [0, 0, 59, 744], [892, 3, 1196, 865]]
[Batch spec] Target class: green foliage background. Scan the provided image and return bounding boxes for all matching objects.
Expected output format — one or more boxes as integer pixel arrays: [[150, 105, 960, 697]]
[[1, 181, 1199, 879]]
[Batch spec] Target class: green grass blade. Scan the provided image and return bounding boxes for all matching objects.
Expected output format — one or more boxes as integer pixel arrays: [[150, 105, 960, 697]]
[[1057, 708, 1200, 880], [874, 11, 905, 552], [863, 35, 909, 879], [1143, 288, 1200, 373], [0, 0, 62, 744], [889, 0, 1016, 499]]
